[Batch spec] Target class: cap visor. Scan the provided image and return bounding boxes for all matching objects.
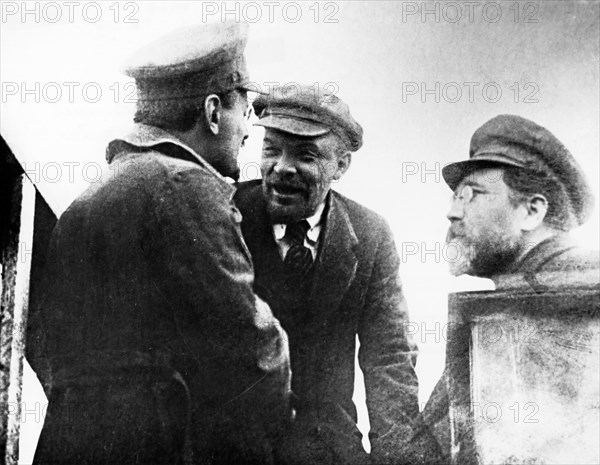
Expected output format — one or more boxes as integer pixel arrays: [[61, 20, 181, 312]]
[[442, 156, 525, 190], [254, 115, 330, 137], [238, 84, 269, 95]]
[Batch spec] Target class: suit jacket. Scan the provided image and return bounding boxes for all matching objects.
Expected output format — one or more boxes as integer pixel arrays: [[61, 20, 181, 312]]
[[234, 180, 422, 464], [28, 125, 292, 465]]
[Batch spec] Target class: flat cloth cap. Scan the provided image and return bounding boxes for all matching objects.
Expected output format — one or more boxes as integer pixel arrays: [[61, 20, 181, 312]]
[[123, 21, 253, 100], [253, 84, 363, 151], [442, 114, 594, 227]]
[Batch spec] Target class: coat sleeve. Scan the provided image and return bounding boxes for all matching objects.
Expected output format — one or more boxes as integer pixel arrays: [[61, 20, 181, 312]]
[[357, 219, 421, 463], [149, 166, 292, 439]]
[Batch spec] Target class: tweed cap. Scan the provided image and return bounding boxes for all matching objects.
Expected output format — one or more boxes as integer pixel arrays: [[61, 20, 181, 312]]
[[123, 21, 254, 100], [253, 84, 363, 151], [442, 114, 594, 226]]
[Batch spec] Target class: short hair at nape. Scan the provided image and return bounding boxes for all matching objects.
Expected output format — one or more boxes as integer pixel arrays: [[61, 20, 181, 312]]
[[134, 90, 239, 132]]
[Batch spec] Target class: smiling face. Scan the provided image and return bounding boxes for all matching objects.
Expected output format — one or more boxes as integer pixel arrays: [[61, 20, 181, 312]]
[[445, 167, 528, 277], [260, 129, 350, 223]]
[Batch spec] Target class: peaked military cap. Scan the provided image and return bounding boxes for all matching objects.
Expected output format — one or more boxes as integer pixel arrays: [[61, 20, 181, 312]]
[[253, 84, 363, 151], [442, 114, 594, 226], [123, 21, 254, 101]]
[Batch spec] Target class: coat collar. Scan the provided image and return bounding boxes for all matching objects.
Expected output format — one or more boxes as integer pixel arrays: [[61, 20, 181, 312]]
[[492, 234, 589, 291], [106, 123, 233, 194], [506, 233, 577, 275]]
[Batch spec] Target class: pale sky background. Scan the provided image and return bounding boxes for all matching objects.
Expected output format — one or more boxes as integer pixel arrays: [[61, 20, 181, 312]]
[[1, 1, 599, 462]]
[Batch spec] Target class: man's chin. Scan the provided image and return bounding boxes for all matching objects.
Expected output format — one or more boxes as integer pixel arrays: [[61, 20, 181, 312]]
[[265, 198, 305, 224], [445, 238, 472, 277], [448, 258, 472, 277], [227, 162, 241, 181], [266, 206, 299, 224], [213, 161, 240, 181], [448, 263, 471, 276], [446, 238, 522, 278]]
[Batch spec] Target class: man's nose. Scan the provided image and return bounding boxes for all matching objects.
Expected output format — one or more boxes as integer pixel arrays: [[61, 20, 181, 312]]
[[273, 151, 296, 175], [446, 198, 465, 221]]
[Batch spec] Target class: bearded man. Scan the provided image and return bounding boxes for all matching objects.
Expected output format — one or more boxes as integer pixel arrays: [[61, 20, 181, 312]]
[[422, 114, 599, 462], [234, 86, 435, 464], [443, 114, 597, 286]]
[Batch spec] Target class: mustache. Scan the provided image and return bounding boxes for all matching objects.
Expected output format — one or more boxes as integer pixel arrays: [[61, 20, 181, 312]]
[[446, 226, 465, 243], [266, 177, 306, 191]]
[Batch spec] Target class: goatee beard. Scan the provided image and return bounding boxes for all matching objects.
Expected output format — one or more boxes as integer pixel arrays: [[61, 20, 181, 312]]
[[446, 234, 523, 278]]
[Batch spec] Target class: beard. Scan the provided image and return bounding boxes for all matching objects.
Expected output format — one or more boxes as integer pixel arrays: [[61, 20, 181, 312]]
[[446, 228, 523, 278], [262, 175, 318, 224]]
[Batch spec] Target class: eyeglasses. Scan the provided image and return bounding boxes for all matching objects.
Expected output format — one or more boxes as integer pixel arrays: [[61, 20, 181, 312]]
[[451, 185, 474, 206]]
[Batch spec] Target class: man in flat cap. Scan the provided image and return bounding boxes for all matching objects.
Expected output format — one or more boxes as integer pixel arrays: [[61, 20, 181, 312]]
[[421, 114, 599, 461], [444, 114, 598, 286], [29, 22, 292, 465], [234, 85, 437, 465]]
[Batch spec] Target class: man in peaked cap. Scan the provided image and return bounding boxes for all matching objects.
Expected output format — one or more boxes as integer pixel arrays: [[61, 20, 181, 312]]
[[421, 114, 599, 463], [29, 22, 292, 465], [234, 85, 441, 464], [443, 114, 598, 287]]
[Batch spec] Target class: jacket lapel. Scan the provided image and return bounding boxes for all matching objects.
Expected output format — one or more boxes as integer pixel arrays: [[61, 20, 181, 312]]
[[239, 186, 286, 303], [309, 192, 359, 326]]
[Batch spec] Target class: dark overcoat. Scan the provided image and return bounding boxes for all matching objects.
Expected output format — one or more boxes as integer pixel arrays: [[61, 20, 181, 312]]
[[234, 180, 423, 464], [28, 124, 292, 465]]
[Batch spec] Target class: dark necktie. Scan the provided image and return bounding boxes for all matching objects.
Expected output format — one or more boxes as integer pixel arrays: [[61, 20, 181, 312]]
[[283, 220, 313, 277]]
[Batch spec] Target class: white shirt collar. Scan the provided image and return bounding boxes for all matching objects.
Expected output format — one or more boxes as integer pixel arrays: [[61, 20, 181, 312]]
[[273, 202, 326, 243]]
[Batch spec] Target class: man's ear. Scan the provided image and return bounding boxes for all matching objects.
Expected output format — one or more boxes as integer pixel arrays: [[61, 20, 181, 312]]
[[521, 194, 548, 231], [333, 152, 352, 181], [203, 94, 222, 135]]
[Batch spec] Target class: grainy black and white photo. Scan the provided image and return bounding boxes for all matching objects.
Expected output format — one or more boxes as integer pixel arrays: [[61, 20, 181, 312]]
[[1, 1, 599, 464]]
